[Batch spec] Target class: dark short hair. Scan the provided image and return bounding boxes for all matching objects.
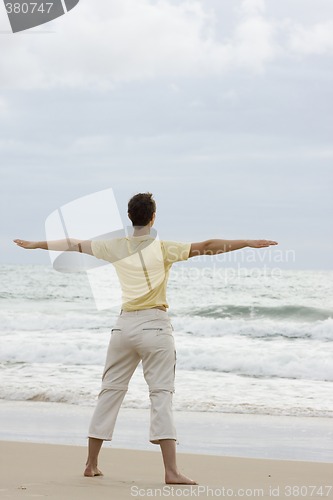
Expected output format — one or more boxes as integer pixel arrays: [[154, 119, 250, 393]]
[[128, 192, 156, 226]]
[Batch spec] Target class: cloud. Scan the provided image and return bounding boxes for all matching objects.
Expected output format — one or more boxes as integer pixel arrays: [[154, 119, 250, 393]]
[[233, 13, 275, 72], [0, 0, 277, 89], [0, 0, 332, 90], [288, 20, 333, 55], [239, 0, 266, 16]]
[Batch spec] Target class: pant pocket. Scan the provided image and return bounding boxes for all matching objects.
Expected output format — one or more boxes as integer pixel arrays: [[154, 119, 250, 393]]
[[111, 328, 122, 334], [143, 327, 173, 337]]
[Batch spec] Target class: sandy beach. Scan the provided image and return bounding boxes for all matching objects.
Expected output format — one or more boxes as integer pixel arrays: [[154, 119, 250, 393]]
[[1, 440, 332, 500]]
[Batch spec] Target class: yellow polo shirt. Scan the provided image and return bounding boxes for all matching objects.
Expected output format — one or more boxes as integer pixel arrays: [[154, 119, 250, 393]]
[[91, 235, 191, 311]]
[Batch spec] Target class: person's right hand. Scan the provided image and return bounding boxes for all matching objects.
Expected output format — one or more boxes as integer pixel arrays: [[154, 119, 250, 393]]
[[13, 239, 39, 249]]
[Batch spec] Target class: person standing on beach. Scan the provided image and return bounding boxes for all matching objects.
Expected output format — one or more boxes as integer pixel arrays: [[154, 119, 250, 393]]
[[14, 192, 278, 484]]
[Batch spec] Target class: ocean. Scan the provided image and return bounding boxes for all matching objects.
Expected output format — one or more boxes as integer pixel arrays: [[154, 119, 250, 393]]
[[1, 264, 332, 420]]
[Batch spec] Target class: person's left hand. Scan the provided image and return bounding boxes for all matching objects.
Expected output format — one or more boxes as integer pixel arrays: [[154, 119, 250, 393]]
[[247, 240, 278, 248]]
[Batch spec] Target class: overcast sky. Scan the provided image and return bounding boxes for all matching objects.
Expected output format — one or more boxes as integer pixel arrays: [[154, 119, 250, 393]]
[[0, 0, 332, 269]]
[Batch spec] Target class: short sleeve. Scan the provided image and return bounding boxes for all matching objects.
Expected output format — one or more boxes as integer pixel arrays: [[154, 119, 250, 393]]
[[161, 241, 191, 265], [91, 239, 117, 262]]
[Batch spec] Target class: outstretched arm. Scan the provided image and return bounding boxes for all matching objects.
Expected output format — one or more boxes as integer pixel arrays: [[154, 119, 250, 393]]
[[189, 239, 278, 258], [13, 239, 93, 255]]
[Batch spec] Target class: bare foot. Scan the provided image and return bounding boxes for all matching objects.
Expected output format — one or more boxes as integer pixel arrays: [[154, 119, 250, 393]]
[[165, 471, 198, 485], [84, 465, 103, 477]]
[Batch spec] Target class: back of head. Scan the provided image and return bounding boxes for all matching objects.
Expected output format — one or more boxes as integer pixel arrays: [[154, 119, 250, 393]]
[[128, 192, 156, 226]]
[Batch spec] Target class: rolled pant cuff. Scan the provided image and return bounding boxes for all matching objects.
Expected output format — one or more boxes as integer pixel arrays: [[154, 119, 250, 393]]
[[150, 436, 177, 444], [87, 434, 112, 441]]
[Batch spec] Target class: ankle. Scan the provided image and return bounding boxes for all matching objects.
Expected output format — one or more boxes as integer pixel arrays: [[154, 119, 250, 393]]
[[165, 466, 179, 476], [86, 461, 98, 468]]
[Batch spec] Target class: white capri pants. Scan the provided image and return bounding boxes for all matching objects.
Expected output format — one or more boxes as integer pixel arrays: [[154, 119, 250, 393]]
[[88, 308, 177, 444]]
